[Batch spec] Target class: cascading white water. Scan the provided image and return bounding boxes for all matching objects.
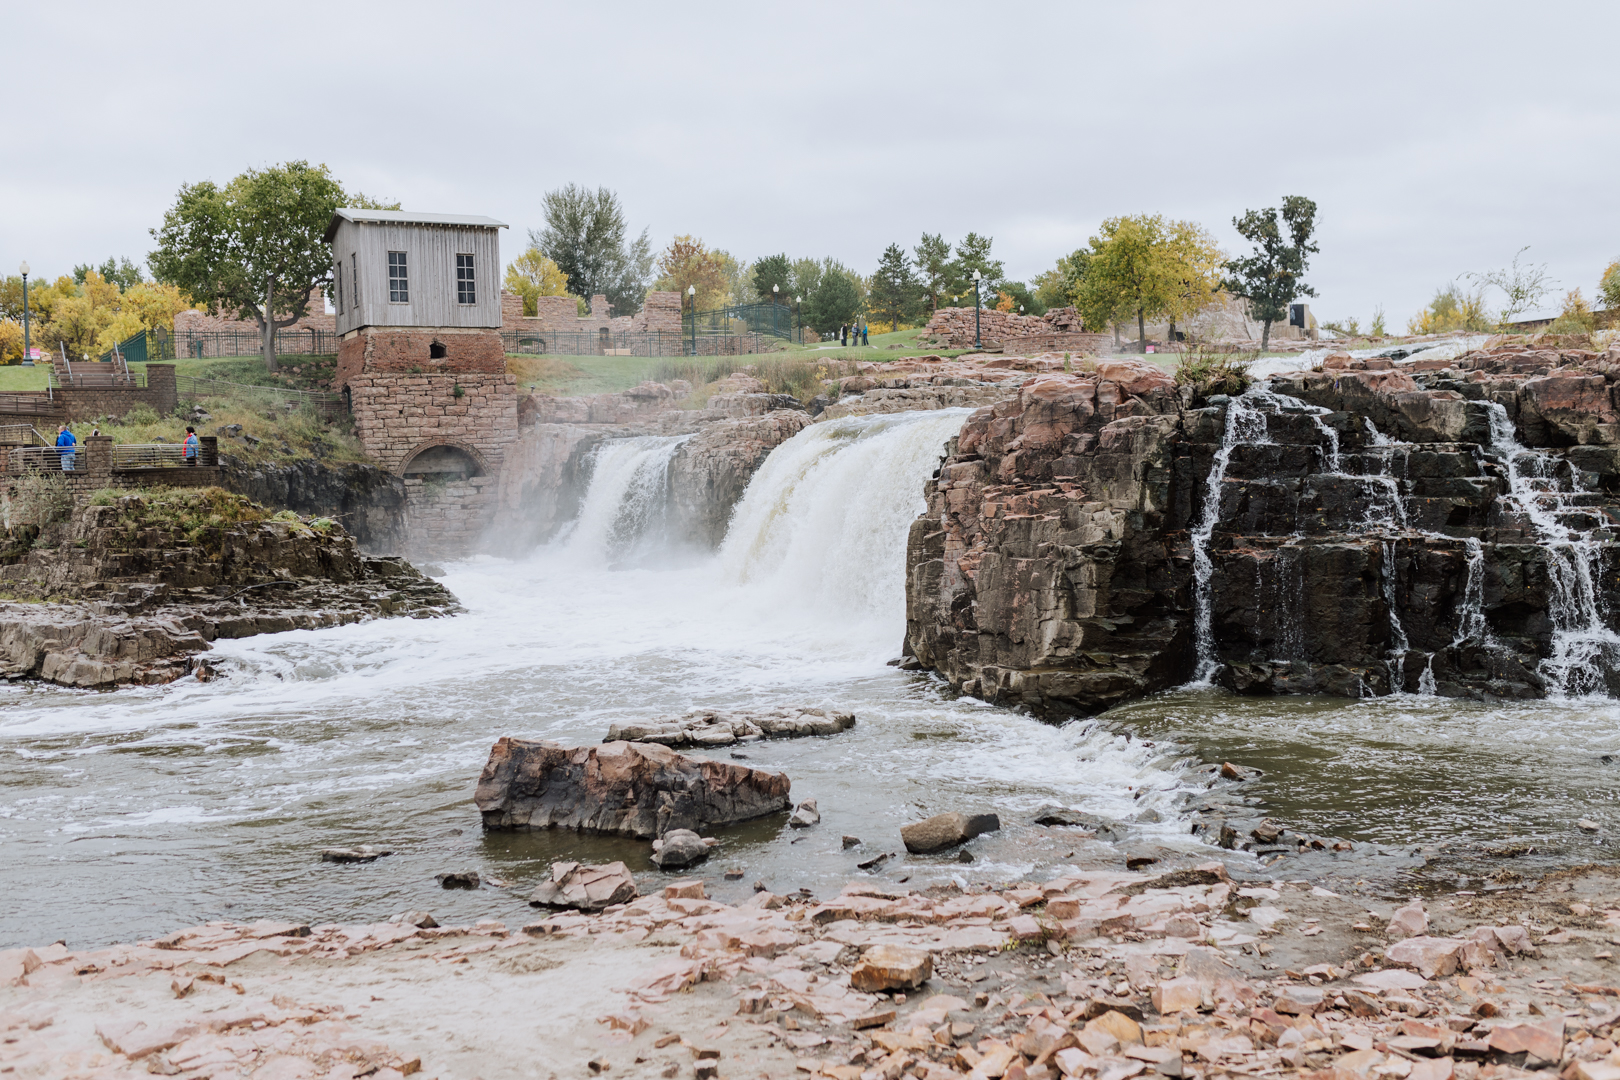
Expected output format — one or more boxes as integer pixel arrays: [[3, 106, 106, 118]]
[[718, 410, 972, 631], [1190, 386, 1273, 682], [563, 435, 692, 565], [1485, 403, 1620, 695]]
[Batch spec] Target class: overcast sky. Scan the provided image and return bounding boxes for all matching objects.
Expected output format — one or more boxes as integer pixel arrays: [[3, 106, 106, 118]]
[[5, 1, 1617, 326]]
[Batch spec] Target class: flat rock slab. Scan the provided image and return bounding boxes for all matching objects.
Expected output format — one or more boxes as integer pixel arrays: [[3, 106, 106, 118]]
[[605, 707, 855, 747], [475, 738, 791, 838]]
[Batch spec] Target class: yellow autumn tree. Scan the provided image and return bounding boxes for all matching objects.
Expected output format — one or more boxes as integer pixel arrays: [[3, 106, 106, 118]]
[[653, 235, 728, 311], [504, 247, 574, 315]]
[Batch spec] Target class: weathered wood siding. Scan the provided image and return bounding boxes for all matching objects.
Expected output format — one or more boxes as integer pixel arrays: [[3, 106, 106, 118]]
[[332, 220, 502, 334]]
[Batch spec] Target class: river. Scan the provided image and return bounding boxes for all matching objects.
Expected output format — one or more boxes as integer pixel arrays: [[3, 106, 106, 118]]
[[1, 406, 1616, 950]]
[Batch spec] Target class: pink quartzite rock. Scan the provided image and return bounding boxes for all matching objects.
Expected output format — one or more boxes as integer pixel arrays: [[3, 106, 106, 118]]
[[1387, 900, 1428, 938], [849, 945, 932, 992], [475, 738, 791, 838], [528, 861, 638, 911], [1385, 936, 1469, 979]]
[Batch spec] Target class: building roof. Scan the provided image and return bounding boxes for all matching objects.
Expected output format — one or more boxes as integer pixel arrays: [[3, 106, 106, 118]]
[[323, 208, 508, 242]]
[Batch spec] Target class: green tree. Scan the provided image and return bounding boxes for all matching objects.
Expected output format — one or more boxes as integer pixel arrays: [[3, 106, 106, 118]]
[[1162, 221, 1226, 343], [868, 243, 923, 330], [1600, 261, 1620, 315], [148, 161, 370, 372], [72, 257, 144, 291], [1076, 214, 1177, 349], [996, 281, 1044, 316], [752, 254, 794, 304], [1033, 249, 1090, 311], [1223, 195, 1319, 351], [913, 233, 952, 315], [531, 184, 652, 317], [948, 232, 1005, 302], [803, 263, 864, 335]]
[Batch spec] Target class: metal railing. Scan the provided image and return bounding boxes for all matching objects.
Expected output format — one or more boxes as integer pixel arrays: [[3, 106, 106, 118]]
[[0, 426, 49, 447], [50, 366, 147, 389], [0, 394, 59, 418], [9, 446, 74, 473], [175, 374, 347, 420], [113, 442, 219, 469], [685, 301, 802, 341]]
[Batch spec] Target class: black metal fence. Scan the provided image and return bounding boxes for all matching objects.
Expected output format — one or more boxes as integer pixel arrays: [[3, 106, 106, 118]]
[[175, 375, 347, 421], [100, 328, 339, 363], [686, 301, 802, 342], [501, 328, 772, 357]]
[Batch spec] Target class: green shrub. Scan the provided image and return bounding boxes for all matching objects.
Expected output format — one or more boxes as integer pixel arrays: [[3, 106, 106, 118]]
[[1174, 348, 1254, 397], [121, 403, 160, 426]]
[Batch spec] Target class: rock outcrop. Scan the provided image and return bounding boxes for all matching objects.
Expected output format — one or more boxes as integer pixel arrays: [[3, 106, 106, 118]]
[[604, 707, 856, 747], [668, 413, 813, 546], [528, 861, 638, 910], [0, 492, 457, 688], [219, 459, 407, 554], [905, 344, 1620, 713], [475, 739, 792, 838], [904, 363, 1191, 716]]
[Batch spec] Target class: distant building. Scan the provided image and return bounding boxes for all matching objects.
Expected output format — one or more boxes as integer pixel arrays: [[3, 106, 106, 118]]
[[325, 208, 519, 558]]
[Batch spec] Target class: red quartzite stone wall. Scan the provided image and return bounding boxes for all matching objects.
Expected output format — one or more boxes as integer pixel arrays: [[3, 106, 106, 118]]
[[345, 371, 518, 476], [335, 327, 507, 388]]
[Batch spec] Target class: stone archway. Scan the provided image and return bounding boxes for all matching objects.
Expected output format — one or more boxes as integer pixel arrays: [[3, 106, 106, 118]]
[[399, 439, 490, 481]]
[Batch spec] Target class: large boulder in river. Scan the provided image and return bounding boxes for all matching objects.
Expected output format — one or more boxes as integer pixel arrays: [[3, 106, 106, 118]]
[[606, 707, 855, 747], [901, 811, 1001, 854], [475, 738, 791, 839], [668, 412, 812, 547]]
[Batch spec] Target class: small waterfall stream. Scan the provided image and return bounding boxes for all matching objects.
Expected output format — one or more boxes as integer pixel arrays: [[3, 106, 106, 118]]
[[1189, 381, 1586, 697], [1485, 403, 1620, 695]]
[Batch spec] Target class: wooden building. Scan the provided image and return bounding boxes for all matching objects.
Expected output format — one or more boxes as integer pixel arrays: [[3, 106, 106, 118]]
[[325, 208, 520, 559]]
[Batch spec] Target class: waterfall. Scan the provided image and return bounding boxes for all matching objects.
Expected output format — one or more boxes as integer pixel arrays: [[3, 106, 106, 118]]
[[562, 435, 692, 565], [1190, 386, 1273, 682], [718, 410, 971, 629], [1485, 403, 1620, 695], [1382, 540, 1411, 689]]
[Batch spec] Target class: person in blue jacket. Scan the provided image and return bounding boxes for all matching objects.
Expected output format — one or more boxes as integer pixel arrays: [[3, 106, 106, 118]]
[[183, 426, 199, 465], [55, 425, 76, 472]]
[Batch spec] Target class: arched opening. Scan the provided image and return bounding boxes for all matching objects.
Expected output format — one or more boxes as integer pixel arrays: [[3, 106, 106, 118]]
[[429, 340, 448, 360], [402, 444, 483, 481]]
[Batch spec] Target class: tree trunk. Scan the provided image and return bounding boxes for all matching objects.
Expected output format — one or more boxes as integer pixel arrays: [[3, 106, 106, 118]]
[[1260, 319, 1272, 352], [262, 276, 279, 373], [1168, 317, 1177, 345], [1112, 323, 1121, 349], [1137, 307, 1146, 352]]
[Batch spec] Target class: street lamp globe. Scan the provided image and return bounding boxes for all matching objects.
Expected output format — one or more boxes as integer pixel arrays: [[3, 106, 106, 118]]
[[18, 261, 29, 276], [687, 285, 695, 296], [972, 269, 981, 282], [772, 284, 779, 295]]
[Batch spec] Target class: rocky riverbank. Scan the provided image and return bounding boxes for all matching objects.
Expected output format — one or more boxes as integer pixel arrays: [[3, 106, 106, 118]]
[[904, 345, 1620, 715], [6, 858, 1618, 1079], [0, 489, 457, 688]]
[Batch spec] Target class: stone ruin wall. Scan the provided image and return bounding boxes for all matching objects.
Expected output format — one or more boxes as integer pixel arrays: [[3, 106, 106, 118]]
[[173, 289, 336, 344], [499, 290, 682, 335], [921, 306, 1112, 354]]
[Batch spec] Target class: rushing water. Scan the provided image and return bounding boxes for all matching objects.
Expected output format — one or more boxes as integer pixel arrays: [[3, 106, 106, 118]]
[[5, 405, 1620, 950]]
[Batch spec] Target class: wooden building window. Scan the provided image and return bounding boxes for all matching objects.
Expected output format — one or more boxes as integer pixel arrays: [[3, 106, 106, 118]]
[[388, 251, 409, 303], [456, 254, 476, 305], [351, 254, 359, 312], [335, 267, 344, 313]]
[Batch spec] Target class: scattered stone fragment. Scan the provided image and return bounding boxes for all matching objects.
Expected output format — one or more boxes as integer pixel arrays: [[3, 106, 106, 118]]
[[900, 811, 1000, 854], [390, 911, 439, 928], [1388, 899, 1429, 938], [435, 871, 480, 889], [529, 861, 638, 911], [849, 945, 932, 992], [788, 799, 820, 828], [842, 835, 861, 849], [1580, 818, 1601, 831]]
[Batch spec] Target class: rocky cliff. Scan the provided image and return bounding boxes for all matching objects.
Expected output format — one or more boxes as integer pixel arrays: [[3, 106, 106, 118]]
[[219, 458, 408, 554], [0, 490, 457, 688], [904, 345, 1620, 716]]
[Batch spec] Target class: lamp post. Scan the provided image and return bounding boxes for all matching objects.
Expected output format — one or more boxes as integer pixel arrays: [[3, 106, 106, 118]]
[[19, 262, 30, 366], [972, 269, 982, 350], [772, 283, 780, 339], [794, 296, 801, 344], [687, 285, 696, 356]]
